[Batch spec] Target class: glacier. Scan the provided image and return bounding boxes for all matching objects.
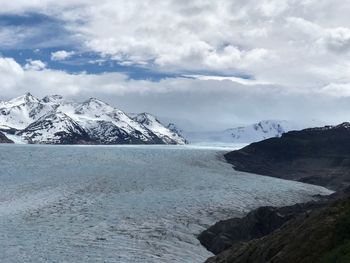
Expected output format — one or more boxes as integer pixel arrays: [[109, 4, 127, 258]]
[[0, 145, 332, 263]]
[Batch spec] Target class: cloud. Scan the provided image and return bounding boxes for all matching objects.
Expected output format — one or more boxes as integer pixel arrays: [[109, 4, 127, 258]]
[[325, 27, 350, 53], [1, 2, 350, 130], [51, 50, 75, 61], [24, 59, 46, 71], [0, 1, 349, 87], [1, 56, 350, 131]]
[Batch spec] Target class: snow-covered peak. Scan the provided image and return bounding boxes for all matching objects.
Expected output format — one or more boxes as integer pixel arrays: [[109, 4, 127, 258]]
[[0, 93, 54, 130], [132, 113, 187, 144], [19, 92, 38, 103], [70, 100, 157, 143], [184, 120, 318, 145], [74, 98, 115, 116], [1, 92, 39, 108], [227, 120, 290, 139], [84, 97, 110, 107], [42, 95, 64, 104]]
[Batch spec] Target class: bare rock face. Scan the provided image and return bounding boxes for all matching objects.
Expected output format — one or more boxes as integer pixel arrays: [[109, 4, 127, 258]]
[[225, 123, 350, 192], [0, 132, 13, 143]]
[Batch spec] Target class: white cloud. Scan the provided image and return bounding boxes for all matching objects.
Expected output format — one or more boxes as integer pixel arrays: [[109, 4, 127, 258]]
[[325, 27, 350, 52], [1, 0, 350, 87], [185, 75, 271, 86], [1, 2, 350, 129], [24, 59, 46, 71], [51, 50, 75, 61], [1, 56, 350, 130], [52, 1, 350, 87]]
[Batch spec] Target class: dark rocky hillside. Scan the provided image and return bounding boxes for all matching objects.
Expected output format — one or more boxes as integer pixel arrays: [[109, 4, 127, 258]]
[[224, 122, 350, 192], [200, 123, 350, 263], [199, 200, 328, 255], [0, 132, 13, 143], [205, 197, 350, 263]]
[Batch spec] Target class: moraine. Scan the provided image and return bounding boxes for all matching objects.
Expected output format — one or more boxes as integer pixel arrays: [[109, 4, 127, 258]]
[[0, 144, 332, 263]]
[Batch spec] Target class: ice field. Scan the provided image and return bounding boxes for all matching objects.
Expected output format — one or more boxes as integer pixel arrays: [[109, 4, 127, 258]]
[[0, 145, 333, 263]]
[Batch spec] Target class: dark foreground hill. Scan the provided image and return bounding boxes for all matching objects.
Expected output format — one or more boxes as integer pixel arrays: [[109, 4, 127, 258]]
[[201, 123, 350, 262], [205, 197, 350, 263], [199, 199, 329, 255], [225, 122, 350, 192]]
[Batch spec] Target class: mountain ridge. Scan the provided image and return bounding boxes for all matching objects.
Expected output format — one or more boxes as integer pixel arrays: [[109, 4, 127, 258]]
[[183, 120, 324, 144], [0, 93, 186, 145]]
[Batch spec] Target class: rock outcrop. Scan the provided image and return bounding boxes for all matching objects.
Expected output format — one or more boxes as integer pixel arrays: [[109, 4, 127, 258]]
[[0, 132, 13, 143]]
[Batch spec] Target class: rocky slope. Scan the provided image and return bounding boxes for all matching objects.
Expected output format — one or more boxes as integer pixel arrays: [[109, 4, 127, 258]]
[[200, 123, 350, 263], [225, 122, 350, 192], [0, 132, 13, 143], [0, 93, 186, 145], [198, 200, 328, 255], [205, 197, 350, 263]]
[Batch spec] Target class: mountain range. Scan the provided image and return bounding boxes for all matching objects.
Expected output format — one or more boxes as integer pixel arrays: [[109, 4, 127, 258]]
[[0, 93, 187, 145], [0, 93, 333, 146], [183, 120, 324, 144]]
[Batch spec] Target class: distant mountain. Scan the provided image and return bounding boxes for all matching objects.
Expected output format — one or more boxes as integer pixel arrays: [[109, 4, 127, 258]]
[[0, 93, 186, 145], [184, 120, 316, 144], [0, 93, 53, 130], [132, 113, 187, 145]]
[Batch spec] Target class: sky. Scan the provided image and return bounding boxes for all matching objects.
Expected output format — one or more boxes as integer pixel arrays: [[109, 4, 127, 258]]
[[0, 0, 350, 131]]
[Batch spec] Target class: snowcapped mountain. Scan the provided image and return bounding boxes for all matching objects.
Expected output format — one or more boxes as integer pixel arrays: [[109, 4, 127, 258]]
[[132, 113, 187, 145], [0, 93, 186, 145], [18, 111, 91, 144], [0, 93, 53, 130], [184, 120, 323, 145]]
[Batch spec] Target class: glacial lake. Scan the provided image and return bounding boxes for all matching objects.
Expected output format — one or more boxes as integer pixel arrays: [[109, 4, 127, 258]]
[[0, 145, 332, 263]]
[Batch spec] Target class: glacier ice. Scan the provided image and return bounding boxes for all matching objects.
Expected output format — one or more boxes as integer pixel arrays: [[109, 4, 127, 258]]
[[0, 145, 332, 263]]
